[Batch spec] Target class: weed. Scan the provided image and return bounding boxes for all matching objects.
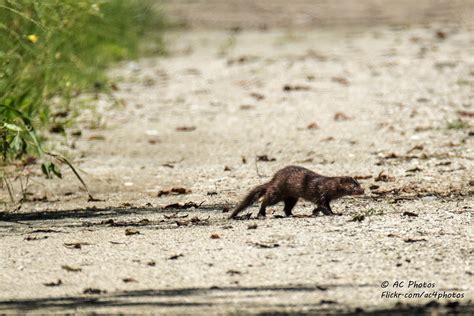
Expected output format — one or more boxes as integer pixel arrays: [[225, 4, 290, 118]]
[[446, 119, 470, 130], [0, 0, 165, 186]]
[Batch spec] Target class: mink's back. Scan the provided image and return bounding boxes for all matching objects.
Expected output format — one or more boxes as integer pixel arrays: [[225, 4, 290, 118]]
[[272, 166, 322, 179], [267, 166, 325, 199]]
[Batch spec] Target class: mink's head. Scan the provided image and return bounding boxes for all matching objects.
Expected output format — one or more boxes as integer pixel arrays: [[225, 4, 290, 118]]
[[338, 177, 364, 196]]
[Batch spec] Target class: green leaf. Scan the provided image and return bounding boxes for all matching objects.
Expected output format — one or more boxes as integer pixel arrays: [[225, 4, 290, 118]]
[[41, 161, 62, 179], [10, 133, 24, 152], [50, 162, 62, 179], [41, 162, 51, 178], [3, 123, 22, 132]]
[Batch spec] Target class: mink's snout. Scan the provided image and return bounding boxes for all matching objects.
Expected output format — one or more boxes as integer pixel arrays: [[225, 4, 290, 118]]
[[352, 187, 365, 195]]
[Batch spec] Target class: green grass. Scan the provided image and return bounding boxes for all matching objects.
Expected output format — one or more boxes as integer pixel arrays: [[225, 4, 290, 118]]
[[446, 119, 470, 130], [0, 0, 165, 177]]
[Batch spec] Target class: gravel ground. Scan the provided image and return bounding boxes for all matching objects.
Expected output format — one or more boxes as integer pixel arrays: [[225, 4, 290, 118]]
[[0, 1, 473, 314]]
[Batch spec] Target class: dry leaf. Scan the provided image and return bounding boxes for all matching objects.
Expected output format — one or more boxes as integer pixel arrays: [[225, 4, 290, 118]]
[[283, 84, 310, 91], [404, 238, 427, 243], [88, 135, 105, 141], [252, 242, 279, 248], [83, 288, 106, 294], [435, 30, 446, 39], [44, 279, 62, 287], [227, 55, 258, 65], [240, 104, 254, 110], [30, 229, 62, 234], [406, 167, 422, 173], [62, 265, 82, 272], [350, 214, 365, 222], [25, 236, 48, 241], [158, 187, 191, 197], [407, 145, 424, 153], [226, 269, 242, 275], [164, 202, 201, 209], [250, 92, 265, 100], [334, 112, 352, 121], [458, 111, 474, 117], [148, 139, 160, 144], [122, 278, 137, 283], [64, 242, 91, 249], [257, 155, 276, 162], [176, 126, 196, 132], [375, 171, 395, 182], [168, 254, 184, 260], [384, 153, 399, 159], [331, 77, 349, 85], [125, 228, 140, 236], [321, 136, 334, 142], [163, 213, 189, 219], [191, 216, 209, 224], [307, 122, 319, 129]]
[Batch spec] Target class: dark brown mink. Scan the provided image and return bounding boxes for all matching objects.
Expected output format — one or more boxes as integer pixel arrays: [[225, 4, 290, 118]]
[[229, 165, 364, 219]]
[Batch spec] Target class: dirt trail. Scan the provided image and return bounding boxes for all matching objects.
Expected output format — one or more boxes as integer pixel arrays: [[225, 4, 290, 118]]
[[1, 1, 473, 314]]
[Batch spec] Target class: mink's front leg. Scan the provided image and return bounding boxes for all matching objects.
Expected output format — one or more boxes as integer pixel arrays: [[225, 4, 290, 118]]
[[313, 197, 335, 216], [322, 200, 335, 215], [313, 205, 333, 216], [257, 203, 267, 218]]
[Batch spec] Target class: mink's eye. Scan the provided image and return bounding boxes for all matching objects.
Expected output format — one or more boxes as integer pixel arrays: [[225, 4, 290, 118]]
[[352, 179, 359, 187]]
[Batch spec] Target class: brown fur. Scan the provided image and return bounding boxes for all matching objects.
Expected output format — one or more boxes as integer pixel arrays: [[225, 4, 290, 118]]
[[229, 166, 364, 219]]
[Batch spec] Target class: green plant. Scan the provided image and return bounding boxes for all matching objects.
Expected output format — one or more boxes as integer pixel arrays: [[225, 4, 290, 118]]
[[446, 119, 470, 130], [350, 207, 384, 222], [0, 0, 165, 179]]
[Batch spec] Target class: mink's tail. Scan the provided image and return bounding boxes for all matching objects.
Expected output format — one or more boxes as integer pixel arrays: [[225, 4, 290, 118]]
[[229, 183, 268, 219]]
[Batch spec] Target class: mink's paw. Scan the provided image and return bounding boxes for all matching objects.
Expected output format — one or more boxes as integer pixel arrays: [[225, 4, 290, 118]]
[[321, 209, 334, 216]]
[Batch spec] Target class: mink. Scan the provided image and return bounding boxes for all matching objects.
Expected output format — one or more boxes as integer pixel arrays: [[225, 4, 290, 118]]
[[229, 165, 364, 219]]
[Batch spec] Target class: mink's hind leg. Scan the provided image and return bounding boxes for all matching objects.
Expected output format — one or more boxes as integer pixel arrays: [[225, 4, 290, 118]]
[[283, 197, 298, 217], [257, 194, 281, 218], [257, 203, 267, 218]]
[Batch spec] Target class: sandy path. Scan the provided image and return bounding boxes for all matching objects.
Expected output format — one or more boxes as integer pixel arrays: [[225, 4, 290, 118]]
[[1, 1, 473, 314]]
